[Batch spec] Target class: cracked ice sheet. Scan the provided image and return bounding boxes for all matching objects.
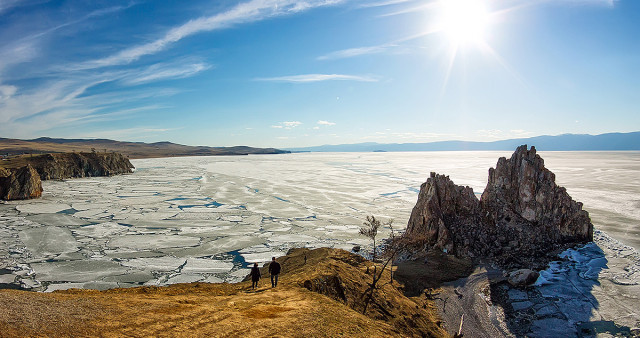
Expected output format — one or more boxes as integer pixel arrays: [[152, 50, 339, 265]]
[[241, 251, 286, 263], [31, 260, 129, 283], [169, 236, 265, 257], [121, 256, 186, 271], [25, 214, 91, 227], [182, 258, 234, 273], [71, 222, 129, 238], [267, 234, 318, 245], [108, 234, 200, 250], [16, 203, 72, 214], [165, 274, 205, 284], [19, 227, 79, 258]]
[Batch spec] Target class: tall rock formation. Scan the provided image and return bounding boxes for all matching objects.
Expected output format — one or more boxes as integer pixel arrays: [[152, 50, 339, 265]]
[[406, 172, 481, 256], [0, 164, 43, 200], [480, 145, 593, 256], [403, 145, 594, 268]]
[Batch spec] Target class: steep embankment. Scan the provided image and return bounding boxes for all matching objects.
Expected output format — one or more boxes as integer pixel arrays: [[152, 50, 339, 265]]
[[0, 248, 446, 337], [0, 152, 133, 200]]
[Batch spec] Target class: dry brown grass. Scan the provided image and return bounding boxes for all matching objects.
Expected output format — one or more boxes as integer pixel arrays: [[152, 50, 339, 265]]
[[0, 248, 448, 338]]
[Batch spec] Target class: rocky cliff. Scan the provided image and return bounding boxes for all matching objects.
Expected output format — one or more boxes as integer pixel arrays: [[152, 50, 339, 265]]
[[0, 152, 133, 201], [29, 152, 134, 180], [403, 145, 593, 269], [0, 165, 43, 200]]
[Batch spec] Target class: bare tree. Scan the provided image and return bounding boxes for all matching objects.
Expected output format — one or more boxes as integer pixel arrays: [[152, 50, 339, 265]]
[[360, 216, 398, 314], [359, 215, 381, 262]]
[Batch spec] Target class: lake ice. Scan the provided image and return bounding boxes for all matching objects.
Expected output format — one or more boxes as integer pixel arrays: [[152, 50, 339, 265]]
[[0, 151, 638, 329]]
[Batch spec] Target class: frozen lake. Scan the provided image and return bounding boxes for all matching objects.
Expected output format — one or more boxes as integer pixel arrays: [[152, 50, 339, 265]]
[[0, 151, 639, 318]]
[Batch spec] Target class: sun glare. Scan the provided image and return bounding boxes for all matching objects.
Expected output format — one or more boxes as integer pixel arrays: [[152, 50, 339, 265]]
[[440, 0, 490, 44]]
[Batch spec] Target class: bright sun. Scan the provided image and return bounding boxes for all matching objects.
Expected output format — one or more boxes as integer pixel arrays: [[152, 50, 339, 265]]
[[440, 0, 491, 45]]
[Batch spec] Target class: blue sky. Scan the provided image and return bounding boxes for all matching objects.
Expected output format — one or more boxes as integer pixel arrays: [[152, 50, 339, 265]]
[[0, 0, 638, 147]]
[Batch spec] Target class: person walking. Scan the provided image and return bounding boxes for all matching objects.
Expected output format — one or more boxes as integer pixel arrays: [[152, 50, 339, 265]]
[[250, 262, 261, 289], [268, 257, 281, 288]]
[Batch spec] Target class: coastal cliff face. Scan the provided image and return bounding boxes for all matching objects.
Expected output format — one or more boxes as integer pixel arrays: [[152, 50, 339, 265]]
[[0, 165, 43, 200], [33, 152, 134, 180], [0, 152, 133, 201], [404, 145, 594, 268]]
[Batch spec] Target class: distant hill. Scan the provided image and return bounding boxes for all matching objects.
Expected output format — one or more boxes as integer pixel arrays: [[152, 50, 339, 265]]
[[0, 137, 290, 159], [285, 132, 640, 152]]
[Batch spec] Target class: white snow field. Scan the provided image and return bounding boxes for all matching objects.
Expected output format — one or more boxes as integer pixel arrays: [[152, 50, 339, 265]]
[[0, 151, 638, 330]]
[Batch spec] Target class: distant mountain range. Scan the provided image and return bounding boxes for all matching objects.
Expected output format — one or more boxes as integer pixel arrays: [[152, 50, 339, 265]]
[[0, 137, 289, 159], [285, 132, 640, 152]]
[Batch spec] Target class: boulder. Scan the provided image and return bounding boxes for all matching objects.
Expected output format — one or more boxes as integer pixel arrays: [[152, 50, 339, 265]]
[[508, 269, 540, 287]]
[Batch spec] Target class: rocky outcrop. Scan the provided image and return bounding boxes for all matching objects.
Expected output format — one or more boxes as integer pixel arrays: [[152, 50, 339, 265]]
[[0, 152, 133, 201], [0, 165, 43, 200], [406, 172, 481, 256], [481, 145, 593, 244], [31, 152, 134, 180], [403, 145, 594, 269]]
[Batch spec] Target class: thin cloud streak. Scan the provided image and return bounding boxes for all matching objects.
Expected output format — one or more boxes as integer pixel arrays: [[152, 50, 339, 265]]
[[357, 0, 416, 8], [255, 74, 378, 82], [121, 62, 212, 85], [73, 0, 345, 70], [317, 120, 336, 125], [317, 44, 395, 60]]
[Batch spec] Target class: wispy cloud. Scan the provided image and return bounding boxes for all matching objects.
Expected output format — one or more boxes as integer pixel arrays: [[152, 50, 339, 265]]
[[121, 62, 211, 85], [0, 0, 24, 14], [317, 44, 394, 60], [74, 0, 345, 70], [357, 0, 416, 8], [255, 74, 378, 83], [317, 120, 336, 126], [272, 121, 302, 129], [78, 127, 176, 140], [552, 0, 617, 7], [0, 61, 195, 137]]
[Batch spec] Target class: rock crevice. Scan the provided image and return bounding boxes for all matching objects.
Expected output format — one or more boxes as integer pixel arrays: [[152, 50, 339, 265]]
[[403, 145, 593, 268]]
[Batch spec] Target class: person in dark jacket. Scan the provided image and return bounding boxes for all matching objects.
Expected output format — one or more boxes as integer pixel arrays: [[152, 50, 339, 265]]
[[268, 257, 281, 287], [250, 262, 261, 289]]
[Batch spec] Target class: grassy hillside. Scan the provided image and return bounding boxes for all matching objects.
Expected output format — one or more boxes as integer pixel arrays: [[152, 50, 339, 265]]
[[0, 248, 449, 337]]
